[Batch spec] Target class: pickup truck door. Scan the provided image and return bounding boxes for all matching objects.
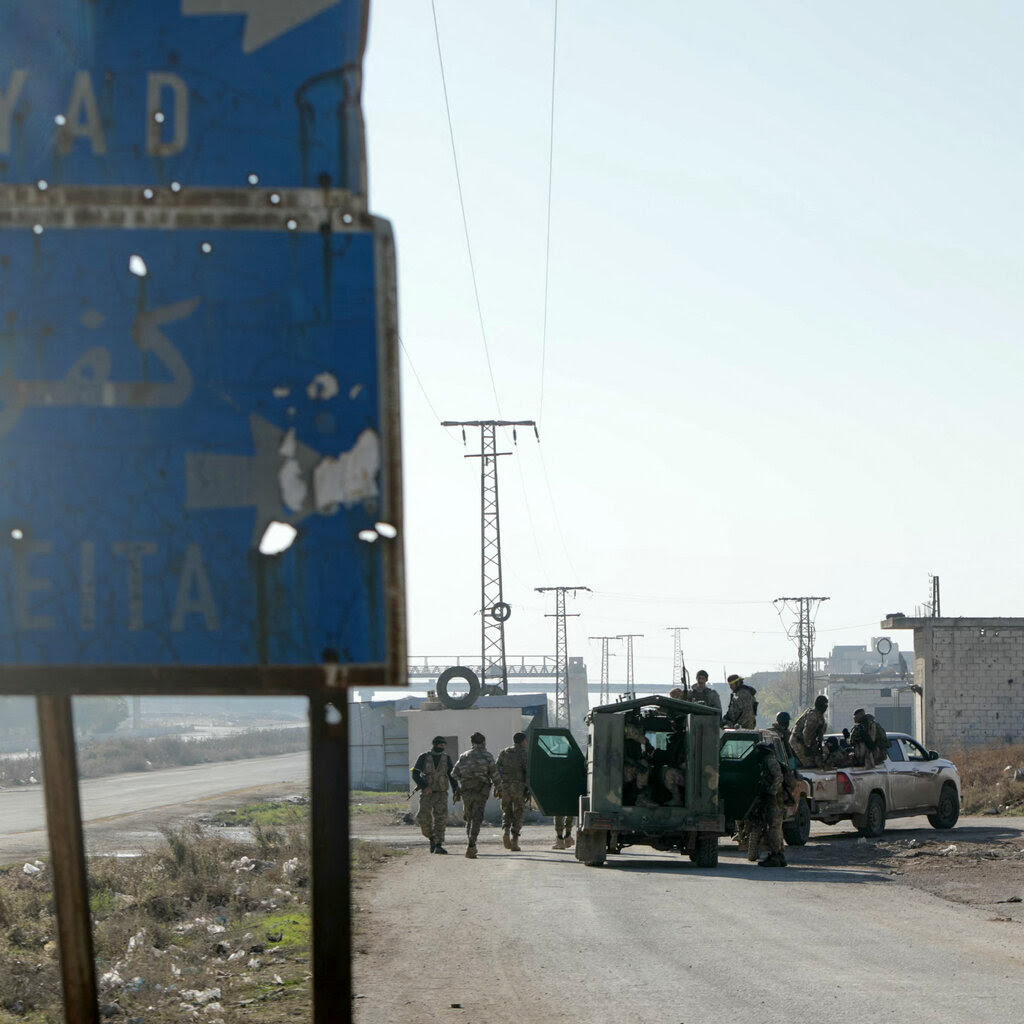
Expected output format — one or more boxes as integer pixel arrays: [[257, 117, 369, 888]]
[[894, 736, 945, 809], [881, 737, 914, 810], [527, 729, 587, 817]]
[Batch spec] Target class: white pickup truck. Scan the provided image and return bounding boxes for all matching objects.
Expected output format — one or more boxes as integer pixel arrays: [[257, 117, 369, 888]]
[[797, 732, 961, 838]]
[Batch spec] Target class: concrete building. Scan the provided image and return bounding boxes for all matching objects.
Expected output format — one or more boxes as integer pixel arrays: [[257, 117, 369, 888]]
[[881, 614, 1024, 751], [820, 677, 918, 736]]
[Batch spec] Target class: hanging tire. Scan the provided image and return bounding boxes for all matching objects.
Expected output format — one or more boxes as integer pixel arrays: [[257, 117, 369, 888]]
[[436, 666, 481, 709], [489, 602, 512, 622], [783, 797, 812, 846], [927, 783, 960, 829]]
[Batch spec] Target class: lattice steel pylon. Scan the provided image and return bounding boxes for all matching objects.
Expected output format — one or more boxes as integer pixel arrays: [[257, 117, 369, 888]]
[[443, 419, 537, 694], [589, 635, 619, 705], [774, 596, 830, 707], [666, 626, 688, 690], [537, 585, 590, 726], [617, 633, 644, 701]]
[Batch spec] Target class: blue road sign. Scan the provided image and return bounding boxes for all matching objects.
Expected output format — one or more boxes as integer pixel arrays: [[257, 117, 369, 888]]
[[0, 222, 398, 668], [0, 0, 367, 191]]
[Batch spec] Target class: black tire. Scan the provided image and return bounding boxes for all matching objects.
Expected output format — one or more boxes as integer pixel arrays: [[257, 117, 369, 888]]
[[436, 666, 481, 709], [575, 829, 607, 867], [490, 602, 512, 622], [927, 783, 960, 830], [858, 793, 886, 838], [694, 834, 718, 868], [783, 797, 812, 847]]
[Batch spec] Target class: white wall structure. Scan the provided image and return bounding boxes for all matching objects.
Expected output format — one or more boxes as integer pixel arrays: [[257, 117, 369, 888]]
[[882, 615, 1024, 751], [820, 680, 918, 738]]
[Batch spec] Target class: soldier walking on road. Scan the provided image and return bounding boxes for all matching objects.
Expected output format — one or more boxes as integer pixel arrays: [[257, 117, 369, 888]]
[[452, 732, 500, 859], [553, 815, 575, 850], [722, 674, 757, 729], [496, 731, 530, 852], [791, 695, 829, 768], [411, 736, 459, 855]]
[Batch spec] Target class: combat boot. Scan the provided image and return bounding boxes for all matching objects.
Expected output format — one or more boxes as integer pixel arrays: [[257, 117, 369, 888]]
[[551, 837, 565, 849], [502, 830, 511, 849], [433, 845, 448, 855], [510, 834, 521, 852], [758, 853, 785, 867], [429, 841, 436, 853], [465, 844, 477, 859], [563, 833, 574, 848]]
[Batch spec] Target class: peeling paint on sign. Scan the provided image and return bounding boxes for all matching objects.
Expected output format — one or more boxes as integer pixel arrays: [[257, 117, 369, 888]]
[[314, 428, 380, 510]]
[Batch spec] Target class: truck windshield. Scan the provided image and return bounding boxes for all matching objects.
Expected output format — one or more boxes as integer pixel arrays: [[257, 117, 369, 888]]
[[720, 737, 756, 760]]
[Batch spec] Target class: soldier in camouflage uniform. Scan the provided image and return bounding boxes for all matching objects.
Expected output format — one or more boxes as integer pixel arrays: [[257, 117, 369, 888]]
[[689, 669, 723, 714], [496, 731, 530, 851], [746, 742, 788, 867], [722, 674, 757, 729], [452, 732, 500, 859], [768, 711, 795, 764], [790, 695, 829, 768], [411, 736, 459, 854], [849, 708, 889, 768]]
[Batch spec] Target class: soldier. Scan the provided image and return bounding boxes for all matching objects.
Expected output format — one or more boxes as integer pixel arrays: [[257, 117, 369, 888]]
[[496, 731, 530, 852], [452, 732, 500, 859], [790, 695, 829, 768], [671, 669, 722, 714], [411, 735, 459, 854], [722, 674, 758, 729], [822, 734, 852, 768], [849, 708, 889, 768], [746, 742, 788, 868], [769, 711, 795, 764]]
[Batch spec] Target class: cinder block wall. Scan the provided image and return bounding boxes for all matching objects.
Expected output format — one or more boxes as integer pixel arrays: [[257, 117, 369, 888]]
[[916, 624, 1024, 750]]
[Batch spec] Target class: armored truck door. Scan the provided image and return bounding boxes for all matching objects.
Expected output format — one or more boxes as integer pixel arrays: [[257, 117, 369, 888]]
[[528, 729, 587, 816]]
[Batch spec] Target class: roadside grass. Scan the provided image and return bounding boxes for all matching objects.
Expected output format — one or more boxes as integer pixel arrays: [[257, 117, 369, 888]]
[[0, 796, 405, 1023], [953, 740, 1024, 815], [0, 727, 307, 786]]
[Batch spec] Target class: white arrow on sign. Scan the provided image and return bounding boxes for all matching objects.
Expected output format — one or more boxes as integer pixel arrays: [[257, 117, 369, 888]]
[[182, 0, 341, 54]]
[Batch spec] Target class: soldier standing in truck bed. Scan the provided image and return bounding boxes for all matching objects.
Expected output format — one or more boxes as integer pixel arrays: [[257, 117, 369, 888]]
[[496, 731, 529, 852], [849, 708, 889, 768], [790, 695, 829, 768], [722, 674, 757, 729]]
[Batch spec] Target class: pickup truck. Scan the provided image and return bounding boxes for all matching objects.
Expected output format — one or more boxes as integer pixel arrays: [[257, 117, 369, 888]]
[[797, 732, 961, 838], [527, 695, 811, 868]]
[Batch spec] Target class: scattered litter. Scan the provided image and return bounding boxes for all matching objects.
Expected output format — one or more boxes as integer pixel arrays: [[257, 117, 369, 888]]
[[180, 987, 221, 1005], [22, 862, 40, 876], [940, 845, 958, 856], [127, 929, 146, 953], [100, 970, 124, 989], [996, 896, 1023, 904]]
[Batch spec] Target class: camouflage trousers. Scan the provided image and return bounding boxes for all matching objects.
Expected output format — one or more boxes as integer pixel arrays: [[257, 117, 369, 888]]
[[554, 814, 574, 839], [416, 789, 449, 844], [501, 783, 526, 835], [461, 786, 489, 845], [747, 800, 784, 860]]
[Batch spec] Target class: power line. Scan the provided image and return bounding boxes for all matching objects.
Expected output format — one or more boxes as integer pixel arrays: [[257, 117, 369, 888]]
[[398, 336, 448, 428], [617, 633, 644, 701], [774, 596, 830, 707], [538, 0, 559, 423], [429, 0, 503, 415], [588, 635, 619, 705], [537, 585, 590, 727]]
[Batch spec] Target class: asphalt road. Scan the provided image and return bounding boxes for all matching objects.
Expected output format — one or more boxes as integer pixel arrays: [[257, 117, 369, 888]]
[[0, 751, 309, 862], [353, 815, 1024, 1024]]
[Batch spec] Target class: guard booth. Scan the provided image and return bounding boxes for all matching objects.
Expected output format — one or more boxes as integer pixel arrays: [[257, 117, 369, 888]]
[[528, 695, 724, 867]]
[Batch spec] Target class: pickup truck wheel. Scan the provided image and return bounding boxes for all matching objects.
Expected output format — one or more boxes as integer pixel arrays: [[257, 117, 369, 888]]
[[858, 793, 886, 838], [694, 835, 718, 868], [783, 796, 811, 846], [927, 783, 960, 830]]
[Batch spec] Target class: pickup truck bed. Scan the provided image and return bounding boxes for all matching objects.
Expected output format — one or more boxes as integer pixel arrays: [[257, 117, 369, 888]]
[[798, 732, 961, 837]]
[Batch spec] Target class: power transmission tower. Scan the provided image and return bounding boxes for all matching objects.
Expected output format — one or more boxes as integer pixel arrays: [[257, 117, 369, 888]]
[[589, 635, 619, 705], [929, 574, 941, 617], [774, 597, 829, 707], [617, 633, 644, 701], [537, 586, 589, 727], [666, 626, 689, 690], [442, 419, 538, 695]]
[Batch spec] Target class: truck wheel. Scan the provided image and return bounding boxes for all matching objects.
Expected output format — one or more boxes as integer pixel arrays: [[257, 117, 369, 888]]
[[783, 797, 811, 847], [857, 793, 886, 838], [575, 829, 607, 867], [927, 783, 960, 830], [694, 835, 718, 868]]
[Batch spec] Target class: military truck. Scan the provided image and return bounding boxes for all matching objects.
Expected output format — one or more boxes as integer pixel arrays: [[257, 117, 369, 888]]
[[528, 695, 811, 868], [528, 695, 724, 867]]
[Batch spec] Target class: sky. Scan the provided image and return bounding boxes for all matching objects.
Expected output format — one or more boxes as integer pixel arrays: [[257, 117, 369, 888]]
[[360, 1, 1024, 687]]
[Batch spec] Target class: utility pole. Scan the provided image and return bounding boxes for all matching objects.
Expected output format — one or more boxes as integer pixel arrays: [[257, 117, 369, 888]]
[[537, 586, 590, 727], [443, 419, 538, 695], [589, 635, 619, 705], [774, 597, 829, 707], [617, 633, 644, 701], [666, 626, 689, 691]]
